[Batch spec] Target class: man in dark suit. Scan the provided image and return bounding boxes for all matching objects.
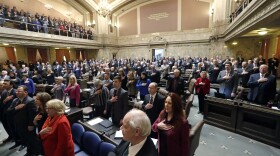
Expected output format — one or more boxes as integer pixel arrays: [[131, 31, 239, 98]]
[[142, 82, 165, 139], [268, 53, 279, 76], [53, 61, 63, 76], [247, 65, 276, 105], [109, 109, 158, 156], [0, 79, 16, 143], [148, 65, 161, 84], [166, 69, 185, 96], [107, 76, 129, 126], [217, 62, 238, 99], [7, 85, 40, 155], [237, 61, 251, 88]]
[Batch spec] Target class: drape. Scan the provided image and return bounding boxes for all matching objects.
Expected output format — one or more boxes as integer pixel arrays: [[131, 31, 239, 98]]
[[76, 50, 86, 60], [56, 49, 70, 63], [5, 47, 17, 64]]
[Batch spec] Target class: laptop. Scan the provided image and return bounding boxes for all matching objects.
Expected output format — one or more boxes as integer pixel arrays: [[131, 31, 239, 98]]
[[214, 92, 226, 99], [99, 120, 113, 128]]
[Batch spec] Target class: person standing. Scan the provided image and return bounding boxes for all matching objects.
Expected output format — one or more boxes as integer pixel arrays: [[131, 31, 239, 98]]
[[142, 82, 165, 139], [39, 99, 74, 156], [51, 76, 66, 101], [20, 73, 35, 97], [247, 65, 276, 105], [64, 75, 80, 107], [152, 93, 189, 156], [107, 76, 128, 126], [195, 71, 210, 114], [166, 69, 185, 97], [7, 85, 40, 155], [268, 54, 279, 76]]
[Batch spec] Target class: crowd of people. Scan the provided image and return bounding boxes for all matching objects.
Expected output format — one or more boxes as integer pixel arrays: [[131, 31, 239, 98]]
[[0, 52, 279, 155], [0, 3, 94, 40], [229, 0, 253, 23]]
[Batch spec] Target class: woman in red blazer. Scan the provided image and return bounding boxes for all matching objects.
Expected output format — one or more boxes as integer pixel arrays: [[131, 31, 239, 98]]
[[195, 71, 210, 114], [152, 93, 189, 156], [39, 99, 74, 156]]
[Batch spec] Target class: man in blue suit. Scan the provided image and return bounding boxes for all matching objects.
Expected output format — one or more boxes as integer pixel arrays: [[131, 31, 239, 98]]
[[247, 64, 276, 105], [217, 62, 239, 99]]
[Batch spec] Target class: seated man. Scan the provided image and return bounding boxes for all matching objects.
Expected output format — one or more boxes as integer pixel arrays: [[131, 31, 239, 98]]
[[109, 109, 158, 156]]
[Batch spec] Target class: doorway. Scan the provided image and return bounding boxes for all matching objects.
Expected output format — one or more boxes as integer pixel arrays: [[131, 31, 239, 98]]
[[152, 49, 164, 61]]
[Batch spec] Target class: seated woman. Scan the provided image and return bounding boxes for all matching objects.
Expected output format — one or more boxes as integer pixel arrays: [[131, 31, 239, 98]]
[[64, 75, 80, 107], [39, 99, 74, 156], [152, 92, 190, 156], [51, 76, 66, 101]]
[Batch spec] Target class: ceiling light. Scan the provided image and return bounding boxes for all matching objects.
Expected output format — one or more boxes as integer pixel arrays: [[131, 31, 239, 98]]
[[232, 42, 238, 45], [45, 4, 53, 10], [3, 43, 9, 46], [55, 48, 59, 49], [258, 31, 268, 35], [98, 0, 111, 17], [67, 47, 71, 49]]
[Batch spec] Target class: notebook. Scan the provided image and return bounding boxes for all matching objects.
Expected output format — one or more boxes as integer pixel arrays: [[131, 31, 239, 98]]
[[99, 120, 113, 128]]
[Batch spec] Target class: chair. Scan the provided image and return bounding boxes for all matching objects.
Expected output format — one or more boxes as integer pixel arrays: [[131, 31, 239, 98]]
[[189, 120, 205, 156], [76, 131, 102, 156], [157, 88, 169, 98], [71, 123, 85, 154], [185, 94, 194, 119], [98, 142, 116, 156]]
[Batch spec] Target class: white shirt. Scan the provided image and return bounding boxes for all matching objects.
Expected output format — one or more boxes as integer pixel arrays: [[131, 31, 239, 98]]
[[128, 137, 147, 156]]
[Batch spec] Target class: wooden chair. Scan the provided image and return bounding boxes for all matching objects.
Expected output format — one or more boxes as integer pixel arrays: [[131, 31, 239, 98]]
[[185, 94, 194, 119], [189, 120, 205, 156]]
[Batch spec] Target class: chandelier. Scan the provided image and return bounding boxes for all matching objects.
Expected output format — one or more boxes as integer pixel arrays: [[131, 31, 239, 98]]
[[98, 0, 111, 17]]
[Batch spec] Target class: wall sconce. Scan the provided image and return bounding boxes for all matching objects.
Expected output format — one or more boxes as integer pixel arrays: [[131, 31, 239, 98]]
[[88, 20, 96, 28], [20, 0, 24, 2], [211, 8, 214, 15], [44, 4, 53, 10], [66, 11, 72, 17], [234, 0, 241, 3]]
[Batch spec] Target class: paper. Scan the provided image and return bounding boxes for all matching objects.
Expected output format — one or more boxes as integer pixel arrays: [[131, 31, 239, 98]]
[[151, 138, 158, 146], [87, 117, 103, 126], [114, 130, 123, 138], [65, 109, 70, 113], [272, 106, 280, 110]]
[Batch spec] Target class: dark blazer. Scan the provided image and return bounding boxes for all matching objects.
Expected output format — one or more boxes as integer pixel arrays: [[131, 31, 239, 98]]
[[216, 70, 238, 99], [107, 88, 129, 125], [166, 76, 185, 96], [109, 137, 158, 156], [8, 96, 37, 129], [247, 73, 276, 105], [142, 93, 165, 125]]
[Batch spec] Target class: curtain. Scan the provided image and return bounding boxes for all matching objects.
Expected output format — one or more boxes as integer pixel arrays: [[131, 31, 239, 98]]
[[27, 48, 37, 63], [76, 50, 86, 60], [56, 49, 70, 63], [39, 48, 48, 63], [5, 47, 17, 64]]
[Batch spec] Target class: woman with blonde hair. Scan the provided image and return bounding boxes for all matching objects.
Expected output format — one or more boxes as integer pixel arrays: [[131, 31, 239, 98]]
[[51, 76, 66, 101], [39, 99, 74, 156], [126, 70, 137, 98], [64, 75, 80, 107]]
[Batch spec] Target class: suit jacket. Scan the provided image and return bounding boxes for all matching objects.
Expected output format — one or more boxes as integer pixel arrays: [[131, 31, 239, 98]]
[[247, 73, 276, 105], [107, 88, 128, 125], [109, 137, 158, 156], [0, 88, 16, 120], [216, 70, 238, 98], [166, 76, 185, 96], [142, 93, 165, 125], [40, 115, 74, 156], [195, 77, 210, 95], [7, 96, 37, 129]]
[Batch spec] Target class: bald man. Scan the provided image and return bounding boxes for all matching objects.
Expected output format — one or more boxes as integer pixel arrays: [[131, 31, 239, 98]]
[[166, 69, 185, 96]]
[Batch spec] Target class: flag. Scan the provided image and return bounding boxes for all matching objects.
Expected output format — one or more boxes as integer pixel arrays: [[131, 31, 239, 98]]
[[79, 51, 83, 60]]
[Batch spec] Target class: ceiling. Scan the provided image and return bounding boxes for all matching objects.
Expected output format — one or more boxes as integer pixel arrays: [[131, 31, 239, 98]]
[[239, 7, 280, 38]]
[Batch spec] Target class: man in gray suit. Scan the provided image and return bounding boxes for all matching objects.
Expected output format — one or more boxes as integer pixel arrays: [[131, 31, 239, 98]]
[[217, 62, 238, 99], [107, 76, 129, 126]]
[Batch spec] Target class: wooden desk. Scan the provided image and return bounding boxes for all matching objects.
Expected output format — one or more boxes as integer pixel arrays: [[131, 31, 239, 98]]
[[204, 96, 280, 148], [204, 96, 238, 132], [79, 117, 121, 146], [65, 107, 83, 125], [236, 101, 280, 148]]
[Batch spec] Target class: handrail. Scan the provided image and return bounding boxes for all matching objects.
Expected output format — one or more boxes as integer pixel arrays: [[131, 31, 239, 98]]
[[230, 0, 253, 23], [0, 17, 95, 40]]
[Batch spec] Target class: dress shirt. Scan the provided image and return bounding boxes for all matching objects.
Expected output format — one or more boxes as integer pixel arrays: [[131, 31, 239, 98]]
[[128, 137, 147, 156]]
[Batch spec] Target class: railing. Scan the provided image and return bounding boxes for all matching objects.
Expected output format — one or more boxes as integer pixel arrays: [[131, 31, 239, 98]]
[[229, 0, 253, 23], [0, 17, 95, 40]]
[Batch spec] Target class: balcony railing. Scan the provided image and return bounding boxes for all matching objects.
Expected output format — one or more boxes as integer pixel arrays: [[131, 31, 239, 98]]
[[229, 0, 254, 23], [0, 17, 95, 40]]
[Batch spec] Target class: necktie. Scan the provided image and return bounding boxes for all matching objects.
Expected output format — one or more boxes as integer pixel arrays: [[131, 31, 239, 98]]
[[150, 95, 154, 104]]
